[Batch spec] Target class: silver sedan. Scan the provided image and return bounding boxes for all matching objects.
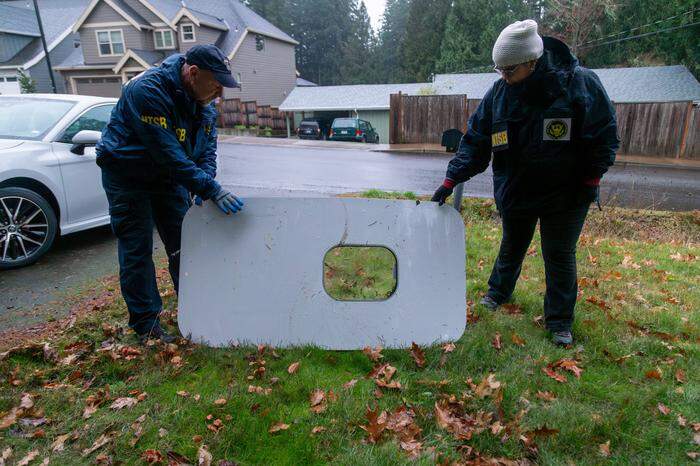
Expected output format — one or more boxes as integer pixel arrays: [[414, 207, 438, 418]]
[[0, 94, 117, 269]]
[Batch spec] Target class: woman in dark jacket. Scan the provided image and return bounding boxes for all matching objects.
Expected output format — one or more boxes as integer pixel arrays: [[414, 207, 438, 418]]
[[432, 20, 619, 346]]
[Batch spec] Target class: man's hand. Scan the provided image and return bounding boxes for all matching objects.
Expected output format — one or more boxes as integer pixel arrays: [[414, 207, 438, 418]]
[[213, 189, 244, 214], [431, 179, 456, 206]]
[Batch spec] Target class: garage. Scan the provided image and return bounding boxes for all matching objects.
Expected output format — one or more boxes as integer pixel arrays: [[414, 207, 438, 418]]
[[0, 75, 20, 95], [73, 76, 122, 98]]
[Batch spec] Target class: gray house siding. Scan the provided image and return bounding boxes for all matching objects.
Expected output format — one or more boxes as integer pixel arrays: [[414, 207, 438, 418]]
[[81, 26, 146, 64], [0, 33, 33, 62], [178, 23, 221, 53], [27, 32, 80, 93], [84, 0, 126, 23], [225, 34, 295, 107], [122, 0, 162, 24]]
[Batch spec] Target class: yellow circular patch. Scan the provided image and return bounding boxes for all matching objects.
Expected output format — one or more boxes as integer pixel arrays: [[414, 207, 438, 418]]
[[546, 120, 568, 140]]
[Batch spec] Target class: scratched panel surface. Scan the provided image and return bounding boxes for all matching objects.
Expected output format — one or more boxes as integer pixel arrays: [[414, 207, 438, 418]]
[[178, 198, 466, 349]]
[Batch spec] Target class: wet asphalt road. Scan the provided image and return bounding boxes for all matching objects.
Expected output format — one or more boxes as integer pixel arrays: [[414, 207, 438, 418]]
[[1, 141, 698, 329]]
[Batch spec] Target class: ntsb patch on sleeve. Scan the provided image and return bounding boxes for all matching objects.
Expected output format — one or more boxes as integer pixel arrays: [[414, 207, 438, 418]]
[[543, 118, 571, 141], [492, 130, 508, 148]]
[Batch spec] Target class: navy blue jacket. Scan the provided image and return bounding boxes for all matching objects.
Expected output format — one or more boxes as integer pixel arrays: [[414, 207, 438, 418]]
[[96, 54, 221, 199], [446, 37, 619, 213]]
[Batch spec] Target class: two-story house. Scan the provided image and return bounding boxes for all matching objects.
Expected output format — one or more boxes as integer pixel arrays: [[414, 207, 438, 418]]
[[0, 0, 88, 94], [0, 0, 294, 106], [52, 0, 298, 106]]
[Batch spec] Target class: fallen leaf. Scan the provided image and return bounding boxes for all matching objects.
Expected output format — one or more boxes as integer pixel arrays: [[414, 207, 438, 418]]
[[687, 452, 699, 460], [362, 346, 384, 362], [287, 362, 300, 374], [470, 373, 501, 398], [678, 415, 687, 427], [142, 449, 164, 464], [110, 397, 138, 410], [213, 398, 227, 406], [543, 366, 567, 384], [247, 385, 272, 396], [511, 333, 526, 347], [177, 391, 190, 398], [442, 342, 456, 353], [51, 432, 72, 452], [536, 391, 557, 402], [645, 368, 663, 380], [359, 406, 387, 443], [82, 432, 115, 457], [675, 369, 686, 384], [410, 342, 426, 368], [399, 439, 422, 458], [166, 451, 192, 465], [553, 358, 583, 378], [311, 426, 326, 435], [16, 451, 38, 466], [492, 333, 502, 351], [599, 440, 611, 457], [159, 428, 168, 438], [658, 403, 671, 415], [268, 422, 290, 433], [343, 379, 358, 389], [1, 448, 11, 463], [197, 445, 212, 466], [207, 418, 224, 433], [310, 389, 327, 414]]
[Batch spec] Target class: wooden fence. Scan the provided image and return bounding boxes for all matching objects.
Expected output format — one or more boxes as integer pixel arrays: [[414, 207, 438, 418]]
[[389, 93, 700, 160], [390, 93, 473, 144], [215, 98, 292, 131]]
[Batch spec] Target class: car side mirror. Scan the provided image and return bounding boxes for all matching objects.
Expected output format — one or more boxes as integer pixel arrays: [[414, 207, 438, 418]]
[[70, 130, 102, 155]]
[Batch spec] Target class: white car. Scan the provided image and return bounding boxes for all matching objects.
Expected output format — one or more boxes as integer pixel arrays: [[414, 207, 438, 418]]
[[0, 94, 117, 269]]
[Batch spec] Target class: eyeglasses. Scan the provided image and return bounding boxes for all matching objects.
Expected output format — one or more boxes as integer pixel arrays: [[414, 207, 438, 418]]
[[493, 63, 523, 77]]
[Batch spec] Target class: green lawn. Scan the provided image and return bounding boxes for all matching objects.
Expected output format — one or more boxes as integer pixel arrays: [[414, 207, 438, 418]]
[[1, 193, 698, 465]]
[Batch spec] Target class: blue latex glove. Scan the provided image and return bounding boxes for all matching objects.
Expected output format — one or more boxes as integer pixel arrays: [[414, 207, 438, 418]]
[[194, 195, 203, 206], [213, 188, 244, 215]]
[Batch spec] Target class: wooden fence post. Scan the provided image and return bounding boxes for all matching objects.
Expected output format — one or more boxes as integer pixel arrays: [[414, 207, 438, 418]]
[[678, 101, 693, 159]]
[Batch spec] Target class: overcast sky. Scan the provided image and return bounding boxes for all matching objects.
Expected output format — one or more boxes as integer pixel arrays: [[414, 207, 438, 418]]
[[363, 0, 387, 30]]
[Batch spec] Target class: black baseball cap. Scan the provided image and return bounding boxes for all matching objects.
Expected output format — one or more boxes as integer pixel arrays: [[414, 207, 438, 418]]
[[185, 44, 239, 88]]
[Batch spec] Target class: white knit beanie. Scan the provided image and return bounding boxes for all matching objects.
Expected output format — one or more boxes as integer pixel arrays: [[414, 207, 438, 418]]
[[492, 20, 544, 68]]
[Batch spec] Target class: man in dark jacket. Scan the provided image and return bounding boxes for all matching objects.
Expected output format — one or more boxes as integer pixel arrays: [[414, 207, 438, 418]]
[[96, 45, 244, 343], [432, 20, 619, 346]]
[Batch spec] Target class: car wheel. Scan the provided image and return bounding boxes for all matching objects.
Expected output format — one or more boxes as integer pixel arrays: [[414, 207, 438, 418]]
[[0, 187, 58, 270]]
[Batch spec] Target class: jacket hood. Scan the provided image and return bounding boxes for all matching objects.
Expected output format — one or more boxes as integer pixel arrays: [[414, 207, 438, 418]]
[[514, 36, 578, 105], [541, 36, 578, 73]]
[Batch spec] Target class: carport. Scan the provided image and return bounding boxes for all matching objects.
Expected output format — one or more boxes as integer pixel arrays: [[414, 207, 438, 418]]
[[279, 83, 432, 144]]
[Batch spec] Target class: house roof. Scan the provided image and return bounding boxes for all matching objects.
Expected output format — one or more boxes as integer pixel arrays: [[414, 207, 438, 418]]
[[433, 65, 700, 103], [0, 0, 88, 68], [0, 3, 40, 37], [296, 77, 317, 87], [279, 83, 434, 111]]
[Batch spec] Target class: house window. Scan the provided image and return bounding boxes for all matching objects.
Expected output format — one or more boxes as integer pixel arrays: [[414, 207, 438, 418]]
[[255, 35, 265, 51], [154, 29, 175, 49], [181, 24, 195, 42], [96, 29, 124, 56]]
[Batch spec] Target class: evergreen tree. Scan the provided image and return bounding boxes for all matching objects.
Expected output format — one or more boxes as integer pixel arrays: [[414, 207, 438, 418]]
[[398, 0, 452, 82], [436, 0, 535, 74], [375, 0, 412, 83]]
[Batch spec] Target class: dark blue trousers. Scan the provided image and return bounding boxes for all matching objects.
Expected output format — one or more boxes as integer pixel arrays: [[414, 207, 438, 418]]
[[486, 205, 589, 332], [101, 169, 190, 335]]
